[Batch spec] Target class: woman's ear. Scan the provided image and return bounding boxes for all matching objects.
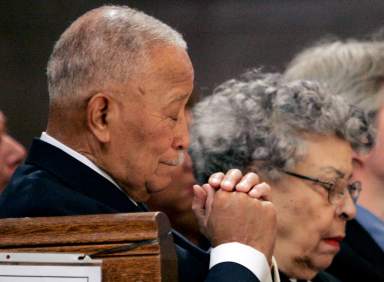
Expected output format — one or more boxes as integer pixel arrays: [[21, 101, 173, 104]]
[[352, 150, 369, 170], [86, 93, 112, 143]]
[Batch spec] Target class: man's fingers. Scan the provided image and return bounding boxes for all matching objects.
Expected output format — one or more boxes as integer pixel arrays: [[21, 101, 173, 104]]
[[208, 172, 225, 188], [192, 185, 210, 237], [248, 182, 272, 200], [235, 172, 260, 192], [206, 188, 277, 259], [192, 184, 207, 206], [202, 184, 216, 218], [220, 169, 243, 191], [192, 186, 206, 220]]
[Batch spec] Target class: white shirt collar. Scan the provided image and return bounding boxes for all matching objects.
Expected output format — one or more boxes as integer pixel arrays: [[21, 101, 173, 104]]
[[271, 256, 280, 282], [40, 132, 138, 206]]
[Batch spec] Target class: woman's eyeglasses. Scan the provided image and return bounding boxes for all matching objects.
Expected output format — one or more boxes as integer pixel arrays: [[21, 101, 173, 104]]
[[282, 170, 362, 205]]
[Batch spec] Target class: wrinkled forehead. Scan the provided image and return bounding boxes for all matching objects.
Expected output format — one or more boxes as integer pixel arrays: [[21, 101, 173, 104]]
[[110, 47, 193, 113], [143, 43, 194, 81], [294, 133, 353, 178]]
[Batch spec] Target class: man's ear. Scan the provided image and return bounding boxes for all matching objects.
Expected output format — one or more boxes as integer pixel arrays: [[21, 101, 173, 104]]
[[86, 93, 112, 143]]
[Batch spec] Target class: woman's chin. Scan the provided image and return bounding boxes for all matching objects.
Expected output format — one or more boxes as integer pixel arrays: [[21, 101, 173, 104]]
[[285, 254, 334, 280], [314, 256, 334, 272], [287, 268, 318, 281]]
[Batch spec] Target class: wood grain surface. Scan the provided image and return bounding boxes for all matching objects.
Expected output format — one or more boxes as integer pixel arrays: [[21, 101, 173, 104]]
[[0, 212, 178, 281]]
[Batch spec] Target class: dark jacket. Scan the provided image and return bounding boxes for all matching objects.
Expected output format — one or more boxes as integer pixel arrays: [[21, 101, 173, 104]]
[[0, 139, 259, 282], [326, 219, 384, 282]]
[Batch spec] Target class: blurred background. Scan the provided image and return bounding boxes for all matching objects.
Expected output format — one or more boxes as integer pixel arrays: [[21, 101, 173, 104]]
[[1, 0, 384, 147]]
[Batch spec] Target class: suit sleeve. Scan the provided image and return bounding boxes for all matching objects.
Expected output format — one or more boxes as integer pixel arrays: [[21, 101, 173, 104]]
[[205, 262, 260, 282], [208, 242, 271, 282], [173, 232, 268, 282]]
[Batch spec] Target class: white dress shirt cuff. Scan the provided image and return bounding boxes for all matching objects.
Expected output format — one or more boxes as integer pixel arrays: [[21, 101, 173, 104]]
[[209, 242, 272, 282]]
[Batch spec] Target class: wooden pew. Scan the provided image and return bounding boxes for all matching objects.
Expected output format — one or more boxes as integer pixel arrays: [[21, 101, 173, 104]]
[[0, 212, 177, 281]]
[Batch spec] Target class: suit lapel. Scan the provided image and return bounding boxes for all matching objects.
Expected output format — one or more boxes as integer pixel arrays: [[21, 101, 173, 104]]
[[26, 139, 142, 212]]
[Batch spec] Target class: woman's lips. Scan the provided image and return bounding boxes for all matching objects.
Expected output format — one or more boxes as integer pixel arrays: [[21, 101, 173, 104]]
[[323, 236, 344, 250]]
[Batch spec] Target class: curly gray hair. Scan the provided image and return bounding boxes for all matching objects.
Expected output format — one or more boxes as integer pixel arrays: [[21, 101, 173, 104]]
[[189, 70, 374, 183]]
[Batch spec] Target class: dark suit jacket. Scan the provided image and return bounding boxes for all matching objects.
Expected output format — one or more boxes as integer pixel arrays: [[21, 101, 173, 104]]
[[0, 139, 259, 282], [326, 219, 384, 282], [279, 270, 340, 282]]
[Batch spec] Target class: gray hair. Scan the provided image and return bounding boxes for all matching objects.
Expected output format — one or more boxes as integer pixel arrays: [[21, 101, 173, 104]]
[[47, 5, 186, 102], [189, 70, 374, 183], [284, 39, 384, 115]]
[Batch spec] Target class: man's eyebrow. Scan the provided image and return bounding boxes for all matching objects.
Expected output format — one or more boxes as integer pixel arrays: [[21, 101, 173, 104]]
[[169, 93, 190, 103]]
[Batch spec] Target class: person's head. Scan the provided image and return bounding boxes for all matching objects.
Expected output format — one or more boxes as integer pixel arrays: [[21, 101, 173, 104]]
[[46, 5, 194, 201], [0, 112, 26, 191], [284, 39, 384, 114], [0, 112, 4, 138], [284, 38, 384, 206], [189, 71, 373, 279]]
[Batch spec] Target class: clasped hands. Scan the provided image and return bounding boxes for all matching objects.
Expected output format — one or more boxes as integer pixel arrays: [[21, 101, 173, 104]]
[[192, 169, 277, 262]]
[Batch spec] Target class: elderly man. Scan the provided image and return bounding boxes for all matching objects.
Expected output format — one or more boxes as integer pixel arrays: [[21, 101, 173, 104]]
[[0, 5, 276, 282], [284, 38, 384, 281]]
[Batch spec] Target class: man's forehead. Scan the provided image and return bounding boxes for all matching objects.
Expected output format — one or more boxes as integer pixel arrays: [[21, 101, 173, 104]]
[[121, 75, 192, 108], [145, 44, 194, 80]]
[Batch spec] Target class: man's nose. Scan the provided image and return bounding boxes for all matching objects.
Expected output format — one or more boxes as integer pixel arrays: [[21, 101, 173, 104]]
[[172, 111, 190, 150]]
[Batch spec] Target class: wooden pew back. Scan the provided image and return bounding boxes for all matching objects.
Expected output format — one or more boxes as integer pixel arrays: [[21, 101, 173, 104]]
[[0, 212, 177, 281]]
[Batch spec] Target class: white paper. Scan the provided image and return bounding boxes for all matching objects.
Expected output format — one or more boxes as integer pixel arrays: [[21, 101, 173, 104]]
[[0, 265, 101, 282]]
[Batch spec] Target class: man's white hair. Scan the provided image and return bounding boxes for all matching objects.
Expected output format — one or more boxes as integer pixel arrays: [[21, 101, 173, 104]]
[[47, 5, 186, 103]]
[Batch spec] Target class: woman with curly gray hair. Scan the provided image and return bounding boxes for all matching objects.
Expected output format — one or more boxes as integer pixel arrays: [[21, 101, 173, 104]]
[[189, 70, 374, 282]]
